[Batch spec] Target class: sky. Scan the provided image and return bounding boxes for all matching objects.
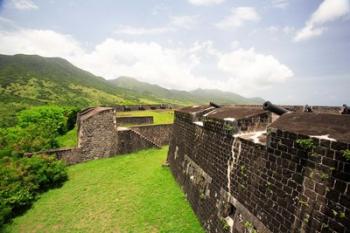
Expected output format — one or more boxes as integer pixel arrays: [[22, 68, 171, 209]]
[[0, 0, 349, 105]]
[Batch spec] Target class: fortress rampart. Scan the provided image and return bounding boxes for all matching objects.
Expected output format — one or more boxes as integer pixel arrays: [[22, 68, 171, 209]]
[[27, 107, 172, 164], [167, 104, 350, 233]]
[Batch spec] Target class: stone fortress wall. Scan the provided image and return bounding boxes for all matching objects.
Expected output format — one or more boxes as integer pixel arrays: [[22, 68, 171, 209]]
[[116, 116, 154, 125], [167, 104, 350, 233], [27, 106, 172, 164]]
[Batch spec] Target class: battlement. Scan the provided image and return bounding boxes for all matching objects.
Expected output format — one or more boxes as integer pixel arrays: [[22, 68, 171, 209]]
[[167, 104, 350, 233]]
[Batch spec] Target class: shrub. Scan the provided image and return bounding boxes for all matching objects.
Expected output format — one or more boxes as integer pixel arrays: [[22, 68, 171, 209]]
[[296, 139, 315, 150], [342, 149, 350, 161], [1, 105, 76, 154], [63, 107, 80, 131], [0, 155, 68, 226], [17, 105, 66, 135]]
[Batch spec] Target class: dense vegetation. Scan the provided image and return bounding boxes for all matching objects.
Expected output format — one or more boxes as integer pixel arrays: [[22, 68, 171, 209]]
[[3, 147, 203, 233], [0, 105, 73, 227], [0, 155, 68, 226], [0, 106, 79, 157]]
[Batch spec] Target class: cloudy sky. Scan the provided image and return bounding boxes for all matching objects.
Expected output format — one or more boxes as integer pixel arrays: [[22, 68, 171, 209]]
[[0, 0, 349, 105]]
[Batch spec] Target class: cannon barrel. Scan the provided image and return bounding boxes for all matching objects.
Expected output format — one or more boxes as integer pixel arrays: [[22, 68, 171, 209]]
[[263, 101, 289, 116], [209, 102, 221, 108]]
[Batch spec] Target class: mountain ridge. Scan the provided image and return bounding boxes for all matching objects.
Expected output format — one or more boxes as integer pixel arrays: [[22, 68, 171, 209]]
[[109, 76, 264, 105], [0, 54, 264, 108]]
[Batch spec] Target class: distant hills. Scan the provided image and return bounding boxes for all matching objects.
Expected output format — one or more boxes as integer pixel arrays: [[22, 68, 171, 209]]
[[0, 54, 264, 108], [110, 77, 264, 105]]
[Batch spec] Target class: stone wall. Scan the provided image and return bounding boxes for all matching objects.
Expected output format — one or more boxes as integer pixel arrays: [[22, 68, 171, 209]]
[[26, 107, 173, 165], [115, 128, 157, 154], [77, 107, 118, 162], [131, 124, 173, 146], [26, 148, 82, 165], [167, 105, 350, 233], [113, 104, 177, 111], [116, 116, 153, 125]]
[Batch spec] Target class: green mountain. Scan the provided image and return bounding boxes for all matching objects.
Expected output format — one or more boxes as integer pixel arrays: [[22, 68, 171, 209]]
[[0, 54, 263, 127], [109, 76, 264, 105], [0, 54, 181, 127], [0, 54, 162, 108]]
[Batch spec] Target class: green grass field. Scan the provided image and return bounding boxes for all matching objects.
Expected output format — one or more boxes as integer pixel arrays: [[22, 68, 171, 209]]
[[3, 147, 203, 233], [56, 127, 77, 148], [117, 110, 174, 125]]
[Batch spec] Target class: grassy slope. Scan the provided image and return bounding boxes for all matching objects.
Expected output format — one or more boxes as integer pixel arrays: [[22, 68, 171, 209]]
[[0, 54, 191, 110], [117, 110, 174, 125], [56, 127, 77, 148], [4, 147, 203, 233]]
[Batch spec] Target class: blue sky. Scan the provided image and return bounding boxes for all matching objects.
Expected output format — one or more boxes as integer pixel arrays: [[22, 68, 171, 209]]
[[0, 0, 349, 105]]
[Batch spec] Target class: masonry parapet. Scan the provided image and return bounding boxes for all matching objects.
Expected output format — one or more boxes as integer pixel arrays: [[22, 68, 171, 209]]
[[168, 104, 350, 233]]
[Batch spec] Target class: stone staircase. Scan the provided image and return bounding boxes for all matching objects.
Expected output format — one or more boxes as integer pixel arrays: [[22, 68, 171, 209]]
[[129, 128, 162, 149]]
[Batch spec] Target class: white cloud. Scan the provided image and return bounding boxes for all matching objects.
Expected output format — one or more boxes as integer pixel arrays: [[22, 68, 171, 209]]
[[266, 25, 295, 35], [114, 25, 174, 35], [0, 29, 83, 58], [9, 0, 38, 10], [170, 15, 199, 29], [215, 7, 260, 29], [218, 48, 293, 87], [294, 0, 350, 42], [0, 28, 293, 95], [188, 0, 225, 6], [271, 0, 289, 9], [282, 26, 295, 35], [230, 40, 240, 49], [267, 26, 279, 33]]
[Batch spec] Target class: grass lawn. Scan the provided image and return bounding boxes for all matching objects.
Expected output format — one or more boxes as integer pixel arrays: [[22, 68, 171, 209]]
[[3, 147, 203, 233], [56, 127, 77, 148], [117, 110, 174, 125]]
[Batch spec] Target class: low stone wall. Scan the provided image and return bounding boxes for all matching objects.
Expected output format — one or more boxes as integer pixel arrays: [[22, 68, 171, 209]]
[[116, 116, 153, 125], [113, 104, 178, 111], [25, 148, 81, 165], [130, 124, 173, 146], [115, 129, 156, 154]]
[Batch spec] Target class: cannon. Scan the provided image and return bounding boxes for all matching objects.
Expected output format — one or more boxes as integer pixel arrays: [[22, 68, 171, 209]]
[[304, 104, 313, 113], [341, 104, 350, 115], [209, 102, 221, 108], [263, 101, 289, 116], [123, 106, 131, 111]]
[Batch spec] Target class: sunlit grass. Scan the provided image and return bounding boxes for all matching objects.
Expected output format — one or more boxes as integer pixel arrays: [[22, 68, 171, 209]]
[[3, 147, 203, 233], [117, 110, 174, 125], [56, 127, 77, 148]]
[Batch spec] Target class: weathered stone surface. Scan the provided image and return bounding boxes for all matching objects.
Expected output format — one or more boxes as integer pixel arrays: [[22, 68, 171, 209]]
[[26, 107, 173, 165], [116, 116, 153, 125], [168, 105, 350, 233]]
